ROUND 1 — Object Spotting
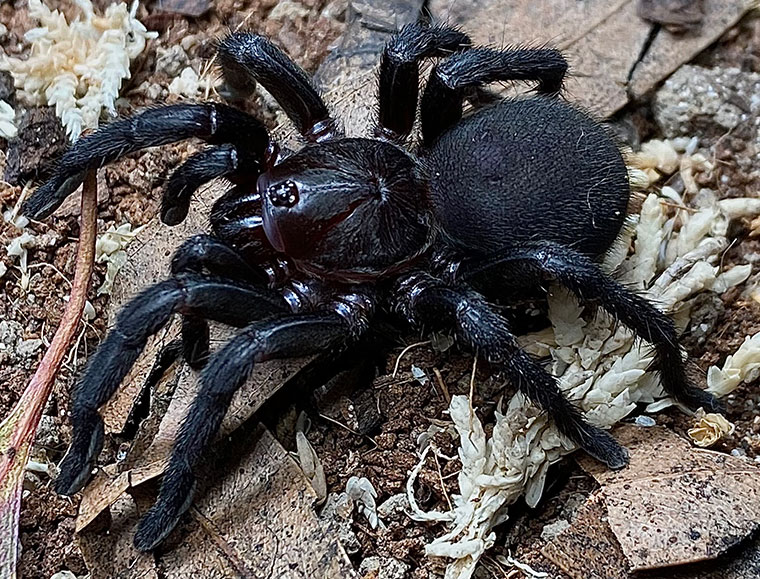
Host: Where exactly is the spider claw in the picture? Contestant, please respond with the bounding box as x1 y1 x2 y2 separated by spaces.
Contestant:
578 424 629 470
55 416 105 495
23 171 85 220
133 470 196 551
679 387 724 414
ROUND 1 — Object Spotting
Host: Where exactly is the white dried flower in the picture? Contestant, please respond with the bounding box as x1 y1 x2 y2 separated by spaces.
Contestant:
687 410 735 447
168 66 201 98
1 0 157 140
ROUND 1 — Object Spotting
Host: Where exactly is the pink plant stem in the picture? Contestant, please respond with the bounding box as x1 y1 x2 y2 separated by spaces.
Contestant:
0 171 97 577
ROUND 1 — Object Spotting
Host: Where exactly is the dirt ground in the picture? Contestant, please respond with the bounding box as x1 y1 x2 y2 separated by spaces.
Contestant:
1 1 759 578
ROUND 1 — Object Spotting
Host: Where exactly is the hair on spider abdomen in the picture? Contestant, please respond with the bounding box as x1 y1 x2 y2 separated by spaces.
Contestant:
22 20 723 553
425 97 631 258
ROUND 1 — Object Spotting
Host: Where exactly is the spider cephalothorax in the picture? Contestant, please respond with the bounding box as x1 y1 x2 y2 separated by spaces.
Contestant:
24 22 722 551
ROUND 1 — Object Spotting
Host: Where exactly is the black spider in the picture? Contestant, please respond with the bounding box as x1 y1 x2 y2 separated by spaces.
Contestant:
23 24 721 552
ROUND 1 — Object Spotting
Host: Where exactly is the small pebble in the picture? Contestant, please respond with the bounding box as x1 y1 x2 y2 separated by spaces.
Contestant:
635 415 657 427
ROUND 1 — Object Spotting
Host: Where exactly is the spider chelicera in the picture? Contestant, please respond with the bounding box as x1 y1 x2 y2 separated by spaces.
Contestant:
23 23 721 551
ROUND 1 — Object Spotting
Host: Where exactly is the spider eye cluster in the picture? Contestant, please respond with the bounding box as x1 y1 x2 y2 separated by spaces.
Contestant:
267 180 300 208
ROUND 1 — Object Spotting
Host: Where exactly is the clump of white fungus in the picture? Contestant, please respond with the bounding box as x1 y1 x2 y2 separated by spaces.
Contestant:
1 0 157 140
0 100 17 139
95 223 144 295
410 138 760 579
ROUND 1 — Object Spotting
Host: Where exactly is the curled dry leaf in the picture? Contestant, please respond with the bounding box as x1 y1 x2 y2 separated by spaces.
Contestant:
296 431 328 503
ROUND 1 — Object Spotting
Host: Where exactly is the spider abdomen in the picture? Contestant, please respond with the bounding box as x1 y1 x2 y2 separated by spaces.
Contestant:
425 97 630 258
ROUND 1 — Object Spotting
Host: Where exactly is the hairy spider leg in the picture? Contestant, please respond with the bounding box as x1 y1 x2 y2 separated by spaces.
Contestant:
376 22 471 140
395 272 629 469
161 144 266 226
133 312 354 551
420 46 568 145
170 234 270 368
23 104 269 221
218 32 338 142
55 274 288 496
460 241 723 413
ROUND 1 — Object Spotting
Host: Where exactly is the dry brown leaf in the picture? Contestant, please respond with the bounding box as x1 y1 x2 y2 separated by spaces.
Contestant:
638 0 705 31
542 493 630 579
428 0 751 117
77 494 158 579
576 425 760 571
77 351 314 532
628 0 750 99
100 179 219 435
543 485 760 579
158 426 356 578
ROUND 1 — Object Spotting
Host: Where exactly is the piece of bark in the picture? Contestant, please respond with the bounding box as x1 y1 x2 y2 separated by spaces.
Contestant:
4 107 68 185
577 424 760 571
427 0 752 117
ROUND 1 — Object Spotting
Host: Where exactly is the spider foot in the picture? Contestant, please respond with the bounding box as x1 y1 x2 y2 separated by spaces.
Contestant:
677 386 724 415
574 422 629 470
55 413 105 495
24 171 86 220
133 468 196 551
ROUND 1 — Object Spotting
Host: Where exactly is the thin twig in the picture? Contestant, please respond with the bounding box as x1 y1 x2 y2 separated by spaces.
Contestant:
468 354 478 436
0 171 97 577
433 367 451 404
392 340 431 378
432 448 452 511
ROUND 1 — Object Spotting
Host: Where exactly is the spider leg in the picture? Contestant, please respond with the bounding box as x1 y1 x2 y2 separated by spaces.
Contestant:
218 33 338 141
395 272 629 469
460 242 722 412
161 144 264 226
55 274 288 496
377 23 471 140
170 234 268 368
23 104 269 220
132 312 352 551
421 46 568 145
